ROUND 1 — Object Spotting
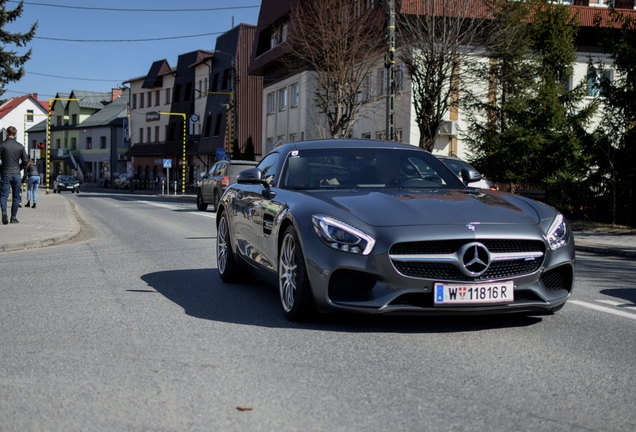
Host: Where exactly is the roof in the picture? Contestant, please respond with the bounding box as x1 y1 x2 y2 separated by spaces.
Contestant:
79 96 129 127
0 93 48 119
188 50 215 68
68 90 114 109
142 59 173 89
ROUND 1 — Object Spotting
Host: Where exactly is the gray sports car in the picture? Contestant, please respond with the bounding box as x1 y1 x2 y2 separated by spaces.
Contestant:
216 139 574 321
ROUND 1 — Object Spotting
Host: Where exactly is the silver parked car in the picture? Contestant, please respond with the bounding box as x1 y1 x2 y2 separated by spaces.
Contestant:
197 159 258 211
216 139 574 321
436 155 497 190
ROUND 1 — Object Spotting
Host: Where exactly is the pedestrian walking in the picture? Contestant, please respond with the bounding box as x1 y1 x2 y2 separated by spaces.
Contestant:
23 158 39 208
155 174 161 194
0 126 29 224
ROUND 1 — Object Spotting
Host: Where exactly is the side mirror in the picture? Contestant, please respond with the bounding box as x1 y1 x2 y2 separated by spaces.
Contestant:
237 168 266 185
461 167 482 185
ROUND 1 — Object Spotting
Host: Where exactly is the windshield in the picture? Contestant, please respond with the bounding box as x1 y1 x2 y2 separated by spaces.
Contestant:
58 176 76 182
281 148 464 190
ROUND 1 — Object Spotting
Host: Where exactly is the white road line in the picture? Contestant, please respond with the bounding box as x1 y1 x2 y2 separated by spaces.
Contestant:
569 300 636 320
138 200 217 218
596 299 636 310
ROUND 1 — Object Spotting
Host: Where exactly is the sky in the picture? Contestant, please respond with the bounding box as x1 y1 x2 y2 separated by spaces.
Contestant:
4 0 262 101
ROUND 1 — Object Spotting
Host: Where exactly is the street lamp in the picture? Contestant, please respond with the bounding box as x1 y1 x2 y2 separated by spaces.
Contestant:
46 97 79 194
159 111 187 194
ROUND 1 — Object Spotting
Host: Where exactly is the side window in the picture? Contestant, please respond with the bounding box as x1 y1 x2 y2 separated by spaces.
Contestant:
218 162 228 176
257 153 280 187
209 162 219 176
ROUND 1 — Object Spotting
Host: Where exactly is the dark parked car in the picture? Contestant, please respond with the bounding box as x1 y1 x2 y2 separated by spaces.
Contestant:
53 175 80 193
197 159 258 211
113 173 140 190
216 139 575 321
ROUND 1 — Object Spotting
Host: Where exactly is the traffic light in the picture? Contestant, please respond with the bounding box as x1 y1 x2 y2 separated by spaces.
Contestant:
384 48 395 68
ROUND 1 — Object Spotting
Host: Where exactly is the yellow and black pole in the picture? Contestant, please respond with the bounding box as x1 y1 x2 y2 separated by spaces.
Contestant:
159 112 186 194
46 98 78 194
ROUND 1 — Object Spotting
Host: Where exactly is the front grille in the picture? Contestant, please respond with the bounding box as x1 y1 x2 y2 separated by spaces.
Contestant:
391 238 546 282
390 239 546 255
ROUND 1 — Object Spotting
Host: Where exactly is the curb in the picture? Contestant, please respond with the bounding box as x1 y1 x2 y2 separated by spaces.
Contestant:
575 245 636 259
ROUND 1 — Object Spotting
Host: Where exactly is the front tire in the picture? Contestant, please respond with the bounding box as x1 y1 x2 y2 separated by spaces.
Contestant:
279 226 317 321
217 211 240 282
197 190 208 211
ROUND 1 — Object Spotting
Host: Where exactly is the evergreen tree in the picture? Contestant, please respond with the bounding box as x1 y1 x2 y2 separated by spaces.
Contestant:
0 0 37 99
464 0 597 186
243 136 255 161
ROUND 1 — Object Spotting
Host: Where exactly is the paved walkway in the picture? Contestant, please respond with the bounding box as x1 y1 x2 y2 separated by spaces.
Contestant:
0 189 635 257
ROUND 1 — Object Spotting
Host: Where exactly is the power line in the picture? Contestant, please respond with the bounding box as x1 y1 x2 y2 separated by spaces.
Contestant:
26 71 122 82
9 1 260 13
35 31 224 43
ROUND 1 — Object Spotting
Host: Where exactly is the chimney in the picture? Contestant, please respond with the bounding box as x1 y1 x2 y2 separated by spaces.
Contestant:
33 92 38 100
111 88 123 101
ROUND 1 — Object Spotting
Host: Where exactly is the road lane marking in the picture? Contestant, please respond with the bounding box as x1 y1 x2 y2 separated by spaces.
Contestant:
595 299 636 310
138 200 217 218
569 300 636 320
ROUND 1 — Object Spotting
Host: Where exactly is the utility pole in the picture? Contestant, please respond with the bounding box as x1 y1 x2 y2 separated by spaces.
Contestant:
385 0 396 142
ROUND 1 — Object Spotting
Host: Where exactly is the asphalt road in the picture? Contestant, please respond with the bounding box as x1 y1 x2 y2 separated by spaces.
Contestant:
1 192 635 432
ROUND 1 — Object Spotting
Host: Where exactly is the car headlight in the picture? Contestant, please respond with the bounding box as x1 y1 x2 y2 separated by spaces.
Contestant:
312 215 375 255
546 213 568 251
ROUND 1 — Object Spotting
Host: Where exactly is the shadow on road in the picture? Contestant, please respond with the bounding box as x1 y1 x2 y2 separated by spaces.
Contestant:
141 269 543 333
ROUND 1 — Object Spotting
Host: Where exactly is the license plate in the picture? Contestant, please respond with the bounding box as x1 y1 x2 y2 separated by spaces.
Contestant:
434 281 514 305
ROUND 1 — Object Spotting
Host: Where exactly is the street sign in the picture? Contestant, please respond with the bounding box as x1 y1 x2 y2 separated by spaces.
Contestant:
216 148 227 161
163 159 172 168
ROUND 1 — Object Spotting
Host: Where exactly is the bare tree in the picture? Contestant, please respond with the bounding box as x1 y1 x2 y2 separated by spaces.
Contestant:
284 0 385 138
397 0 485 151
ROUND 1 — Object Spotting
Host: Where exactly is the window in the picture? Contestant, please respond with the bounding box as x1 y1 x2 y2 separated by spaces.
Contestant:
204 115 212 138
184 82 192 101
270 32 279 50
277 135 285 143
375 130 386 140
100 136 106 149
282 24 288 43
290 84 299 107
354 0 361 18
361 74 371 101
198 80 202 96
86 137 92 149
71 114 77 125
155 126 160 142
139 128 144 143
211 73 219 92
587 69 612 97
366 0 374 10
377 69 386 95
257 152 280 186
147 127 151 143
132 94 137 109
221 69 230 91
173 85 181 103
155 90 160 106
55 138 60 149
26 109 33 122
267 92 276 114
71 137 77 150
140 93 145 108
169 122 175 141
57 116 62 126
289 133 297 143
165 88 171 104
213 113 222 136
362 133 371 139
278 88 287 111
266 137 274 152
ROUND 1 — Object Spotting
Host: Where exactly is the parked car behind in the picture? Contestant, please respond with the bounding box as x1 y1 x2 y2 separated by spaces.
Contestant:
436 155 497 190
197 159 258 211
113 173 140 190
53 175 80 193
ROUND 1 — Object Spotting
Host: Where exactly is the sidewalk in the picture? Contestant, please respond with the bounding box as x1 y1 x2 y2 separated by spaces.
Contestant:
0 192 80 252
0 190 634 257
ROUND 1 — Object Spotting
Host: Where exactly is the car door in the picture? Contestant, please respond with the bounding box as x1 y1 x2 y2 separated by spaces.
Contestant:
201 162 219 202
232 152 281 272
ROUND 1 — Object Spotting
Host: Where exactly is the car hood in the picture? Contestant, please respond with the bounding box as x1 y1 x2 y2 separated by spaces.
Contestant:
307 189 542 227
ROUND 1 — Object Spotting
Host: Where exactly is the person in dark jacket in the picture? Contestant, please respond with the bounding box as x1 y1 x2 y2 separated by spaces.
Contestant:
0 126 29 224
23 158 39 208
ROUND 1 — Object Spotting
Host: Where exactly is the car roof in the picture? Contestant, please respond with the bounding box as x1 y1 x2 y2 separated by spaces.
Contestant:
272 138 424 154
